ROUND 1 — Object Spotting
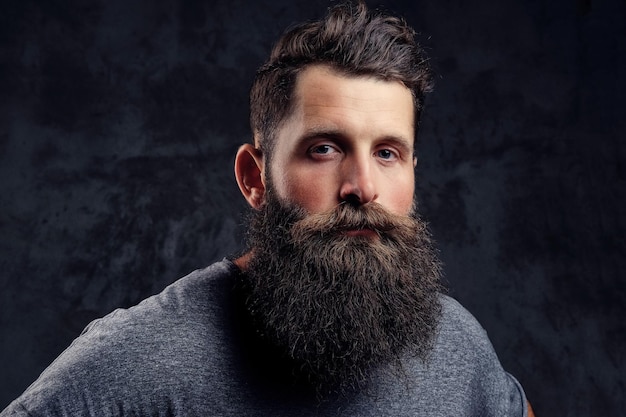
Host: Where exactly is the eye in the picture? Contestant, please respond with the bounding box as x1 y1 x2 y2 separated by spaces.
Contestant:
375 148 398 161
311 144 334 154
308 143 340 159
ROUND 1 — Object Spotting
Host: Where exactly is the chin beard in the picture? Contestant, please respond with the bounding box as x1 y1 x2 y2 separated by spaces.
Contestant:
241 191 443 397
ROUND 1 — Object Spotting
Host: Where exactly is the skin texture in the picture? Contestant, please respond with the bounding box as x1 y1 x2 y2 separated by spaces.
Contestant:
235 64 417 219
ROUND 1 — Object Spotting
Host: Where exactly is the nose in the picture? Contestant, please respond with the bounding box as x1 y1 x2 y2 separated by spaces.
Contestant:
339 153 378 206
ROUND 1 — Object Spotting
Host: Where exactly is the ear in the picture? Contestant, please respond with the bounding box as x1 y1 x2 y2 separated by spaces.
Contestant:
234 144 266 209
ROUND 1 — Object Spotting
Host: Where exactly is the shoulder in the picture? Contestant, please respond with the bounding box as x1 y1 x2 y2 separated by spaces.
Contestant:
437 294 493 349
3 259 240 416
419 294 503 377
81 258 241 362
407 294 529 416
430 294 516 379
92 258 237 325
72 259 238 348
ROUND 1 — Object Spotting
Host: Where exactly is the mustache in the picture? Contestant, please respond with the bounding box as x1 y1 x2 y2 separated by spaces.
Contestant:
290 202 421 243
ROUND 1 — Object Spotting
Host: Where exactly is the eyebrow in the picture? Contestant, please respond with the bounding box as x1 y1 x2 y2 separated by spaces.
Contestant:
298 128 343 143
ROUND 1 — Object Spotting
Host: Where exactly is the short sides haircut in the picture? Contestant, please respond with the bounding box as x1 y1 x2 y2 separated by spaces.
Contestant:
249 0 433 155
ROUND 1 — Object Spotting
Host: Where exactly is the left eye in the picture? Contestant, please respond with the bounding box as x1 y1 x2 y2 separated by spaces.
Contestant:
376 149 396 160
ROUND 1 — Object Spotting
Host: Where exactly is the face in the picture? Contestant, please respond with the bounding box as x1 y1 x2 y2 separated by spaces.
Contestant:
267 65 416 217
238 66 442 395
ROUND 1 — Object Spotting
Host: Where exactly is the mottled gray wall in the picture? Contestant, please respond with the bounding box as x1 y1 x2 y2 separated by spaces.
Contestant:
1 0 624 415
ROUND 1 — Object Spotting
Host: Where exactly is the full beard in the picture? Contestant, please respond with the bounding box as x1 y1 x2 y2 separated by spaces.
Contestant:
241 191 443 397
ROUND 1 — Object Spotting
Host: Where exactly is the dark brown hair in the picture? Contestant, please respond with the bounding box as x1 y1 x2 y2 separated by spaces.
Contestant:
249 0 433 155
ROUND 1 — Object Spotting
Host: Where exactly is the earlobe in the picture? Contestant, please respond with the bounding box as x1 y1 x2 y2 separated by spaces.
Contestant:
234 144 266 209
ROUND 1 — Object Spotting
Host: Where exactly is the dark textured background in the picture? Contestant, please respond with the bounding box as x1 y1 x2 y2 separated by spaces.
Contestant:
1 0 624 415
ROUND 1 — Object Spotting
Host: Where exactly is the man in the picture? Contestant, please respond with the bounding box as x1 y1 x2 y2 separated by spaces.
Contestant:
2 1 534 416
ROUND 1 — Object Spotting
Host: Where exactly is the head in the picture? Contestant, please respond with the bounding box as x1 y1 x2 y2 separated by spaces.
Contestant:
237 0 433 214
233 1 442 398
250 0 433 159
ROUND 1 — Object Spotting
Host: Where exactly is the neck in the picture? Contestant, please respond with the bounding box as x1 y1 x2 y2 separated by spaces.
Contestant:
233 251 253 272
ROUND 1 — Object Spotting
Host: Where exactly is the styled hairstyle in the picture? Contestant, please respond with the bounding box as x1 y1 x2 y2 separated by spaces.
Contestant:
249 0 433 155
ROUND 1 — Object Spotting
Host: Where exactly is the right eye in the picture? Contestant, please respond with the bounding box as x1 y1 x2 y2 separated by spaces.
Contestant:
308 144 339 158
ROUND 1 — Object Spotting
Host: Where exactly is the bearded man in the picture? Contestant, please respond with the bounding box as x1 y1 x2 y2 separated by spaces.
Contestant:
2 1 534 416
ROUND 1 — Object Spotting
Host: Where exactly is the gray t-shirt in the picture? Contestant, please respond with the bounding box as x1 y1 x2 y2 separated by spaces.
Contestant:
2 260 528 416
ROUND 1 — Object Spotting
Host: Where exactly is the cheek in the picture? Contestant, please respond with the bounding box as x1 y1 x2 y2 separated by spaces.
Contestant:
273 166 338 213
382 173 415 215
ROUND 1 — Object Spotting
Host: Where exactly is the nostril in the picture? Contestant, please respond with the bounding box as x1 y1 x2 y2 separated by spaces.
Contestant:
343 194 362 207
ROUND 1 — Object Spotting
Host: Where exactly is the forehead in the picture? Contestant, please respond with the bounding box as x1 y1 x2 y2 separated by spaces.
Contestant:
294 64 414 111
281 65 415 143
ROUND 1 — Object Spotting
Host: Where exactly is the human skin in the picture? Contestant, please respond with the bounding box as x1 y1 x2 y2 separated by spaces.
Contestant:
235 64 417 225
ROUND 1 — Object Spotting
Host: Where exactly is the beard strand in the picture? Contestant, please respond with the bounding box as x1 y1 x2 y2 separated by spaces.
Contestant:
241 192 443 397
